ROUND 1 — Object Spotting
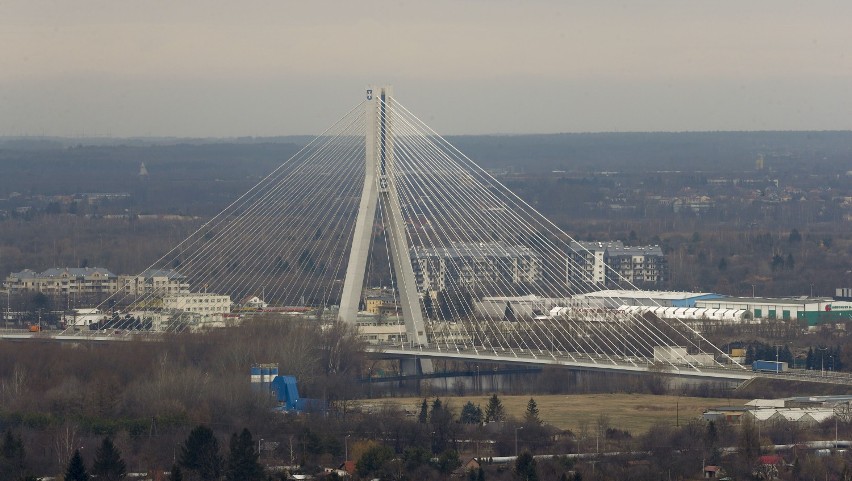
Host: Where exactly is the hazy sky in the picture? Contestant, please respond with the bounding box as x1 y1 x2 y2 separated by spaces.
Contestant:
2 1 851 137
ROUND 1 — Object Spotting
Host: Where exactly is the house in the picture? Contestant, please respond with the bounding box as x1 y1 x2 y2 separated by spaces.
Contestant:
240 295 268 310
703 465 722 479
702 406 749 424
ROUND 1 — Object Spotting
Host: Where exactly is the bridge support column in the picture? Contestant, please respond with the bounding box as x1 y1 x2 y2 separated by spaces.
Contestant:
339 86 432 373
400 357 432 376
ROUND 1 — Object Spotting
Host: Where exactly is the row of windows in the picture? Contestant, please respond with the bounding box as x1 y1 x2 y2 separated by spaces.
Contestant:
752 308 803 320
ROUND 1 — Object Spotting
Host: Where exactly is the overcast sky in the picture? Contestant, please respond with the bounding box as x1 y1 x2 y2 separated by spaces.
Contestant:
2 1 851 137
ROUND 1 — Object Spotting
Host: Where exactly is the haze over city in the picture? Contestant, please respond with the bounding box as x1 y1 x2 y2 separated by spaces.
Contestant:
2 0 851 137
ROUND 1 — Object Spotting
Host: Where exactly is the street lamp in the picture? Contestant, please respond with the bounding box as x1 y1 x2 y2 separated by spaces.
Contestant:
515 427 523 457
258 438 264 456
475 365 479 393
775 345 780 374
345 434 350 462
819 346 828 376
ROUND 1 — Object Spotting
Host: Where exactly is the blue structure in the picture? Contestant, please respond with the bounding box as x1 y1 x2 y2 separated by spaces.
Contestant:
270 375 302 410
263 373 324 413
671 293 723 308
752 360 788 373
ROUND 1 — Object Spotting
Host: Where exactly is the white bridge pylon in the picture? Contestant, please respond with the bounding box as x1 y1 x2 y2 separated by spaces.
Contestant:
339 86 428 348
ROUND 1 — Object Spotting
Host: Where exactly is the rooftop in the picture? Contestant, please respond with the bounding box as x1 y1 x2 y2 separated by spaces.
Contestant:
577 289 715 300
411 241 535 259
9 267 116 279
703 296 833 305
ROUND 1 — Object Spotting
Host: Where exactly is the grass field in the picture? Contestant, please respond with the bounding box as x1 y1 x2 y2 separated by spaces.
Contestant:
358 393 745 435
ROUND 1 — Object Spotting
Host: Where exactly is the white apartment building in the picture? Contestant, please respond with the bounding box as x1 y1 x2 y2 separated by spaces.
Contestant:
5 267 117 297
119 269 190 297
567 241 667 287
5 267 190 302
411 242 541 293
567 241 621 286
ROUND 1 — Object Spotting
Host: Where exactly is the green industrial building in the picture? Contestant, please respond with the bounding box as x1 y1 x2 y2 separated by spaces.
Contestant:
695 297 852 326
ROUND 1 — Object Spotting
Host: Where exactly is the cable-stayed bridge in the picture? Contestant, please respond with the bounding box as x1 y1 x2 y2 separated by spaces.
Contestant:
42 86 801 383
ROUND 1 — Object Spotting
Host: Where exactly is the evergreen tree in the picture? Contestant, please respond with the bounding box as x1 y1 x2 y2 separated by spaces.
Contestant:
418 399 429 424
1 429 26 481
788 228 802 244
514 451 538 481
180 425 223 481
170 464 183 481
225 428 264 481
782 346 793 366
484 394 505 423
402 446 431 472
806 348 814 370
431 397 443 417
65 449 89 481
430 398 453 454
460 401 483 424
477 466 485 481
435 449 461 474
745 345 755 365
524 398 541 425
92 437 127 481
771 253 785 272
356 445 394 478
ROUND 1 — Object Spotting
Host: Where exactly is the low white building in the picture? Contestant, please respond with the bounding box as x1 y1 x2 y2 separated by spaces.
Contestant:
571 289 721 309
355 315 409 345
474 295 555 320
652 346 715 366
163 293 232 317
67 307 106 327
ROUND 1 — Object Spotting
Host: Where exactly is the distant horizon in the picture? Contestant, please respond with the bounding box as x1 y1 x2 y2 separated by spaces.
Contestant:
3 2 851 137
3 128 852 143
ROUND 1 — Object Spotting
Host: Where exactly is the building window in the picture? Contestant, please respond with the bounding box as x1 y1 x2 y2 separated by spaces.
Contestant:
754 308 762 318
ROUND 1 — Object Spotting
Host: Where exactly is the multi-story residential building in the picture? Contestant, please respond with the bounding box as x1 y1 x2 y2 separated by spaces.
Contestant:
567 241 667 288
118 269 190 298
606 245 667 285
411 241 541 293
4 267 190 301
4 267 118 297
567 241 623 287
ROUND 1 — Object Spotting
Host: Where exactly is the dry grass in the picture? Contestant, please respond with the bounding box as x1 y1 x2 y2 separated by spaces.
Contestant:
359 393 745 435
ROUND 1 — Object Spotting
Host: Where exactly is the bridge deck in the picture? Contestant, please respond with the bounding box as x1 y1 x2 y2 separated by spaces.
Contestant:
6 330 852 386
369 345 852 386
